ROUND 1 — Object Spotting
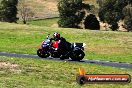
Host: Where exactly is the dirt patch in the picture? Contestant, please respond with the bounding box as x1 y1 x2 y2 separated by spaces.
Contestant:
51 23 58 28
0 62 21 73
100 22 110 31
118 21 128 32
18 0 59 18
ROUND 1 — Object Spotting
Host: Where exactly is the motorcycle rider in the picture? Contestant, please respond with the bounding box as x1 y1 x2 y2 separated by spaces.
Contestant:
52 32 61 41
46 32 71 47
50 32 71 57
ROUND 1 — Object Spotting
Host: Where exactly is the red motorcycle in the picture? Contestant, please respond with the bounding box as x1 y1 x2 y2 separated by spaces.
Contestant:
37 37 61 58
37 38 51 58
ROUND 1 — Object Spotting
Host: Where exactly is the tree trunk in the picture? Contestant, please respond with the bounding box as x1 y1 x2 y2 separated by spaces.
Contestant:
23 20 26 24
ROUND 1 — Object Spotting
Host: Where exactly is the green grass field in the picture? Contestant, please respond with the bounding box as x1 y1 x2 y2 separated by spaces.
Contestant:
0 21 132 63
0 56 132 88
28 18 59 27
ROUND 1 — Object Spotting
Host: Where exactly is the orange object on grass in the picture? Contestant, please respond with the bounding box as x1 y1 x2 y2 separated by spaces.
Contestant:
79 67 86 76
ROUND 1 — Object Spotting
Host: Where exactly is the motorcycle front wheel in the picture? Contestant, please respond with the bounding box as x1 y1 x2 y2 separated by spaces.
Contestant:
37 49 50 58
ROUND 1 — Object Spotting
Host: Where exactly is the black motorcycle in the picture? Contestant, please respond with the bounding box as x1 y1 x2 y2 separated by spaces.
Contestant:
58 38 85 61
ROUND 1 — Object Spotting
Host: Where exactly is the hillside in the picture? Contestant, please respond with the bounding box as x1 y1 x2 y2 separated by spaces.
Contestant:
0 22 132 63
17 0 97 18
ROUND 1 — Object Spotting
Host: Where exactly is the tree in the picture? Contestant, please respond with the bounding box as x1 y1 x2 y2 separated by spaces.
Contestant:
18 0 34 24
0 0 18 22
58 0 85 28
98 0 128 31
96 0 105 7
123 4 132 31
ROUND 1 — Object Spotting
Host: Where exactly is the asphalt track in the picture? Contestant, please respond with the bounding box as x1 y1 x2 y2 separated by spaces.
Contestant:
0 52 132 69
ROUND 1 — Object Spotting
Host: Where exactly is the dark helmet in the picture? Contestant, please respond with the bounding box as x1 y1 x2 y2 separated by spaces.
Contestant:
53 32 60 39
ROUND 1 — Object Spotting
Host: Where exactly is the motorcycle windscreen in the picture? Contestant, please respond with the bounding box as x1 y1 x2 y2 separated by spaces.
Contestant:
52 41 59 48
41 41 49 48
41 44 48 48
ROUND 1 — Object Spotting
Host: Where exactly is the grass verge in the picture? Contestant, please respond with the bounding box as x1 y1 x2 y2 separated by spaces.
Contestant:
0 56 132 88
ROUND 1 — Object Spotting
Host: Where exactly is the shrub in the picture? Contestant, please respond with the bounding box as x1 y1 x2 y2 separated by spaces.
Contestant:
58 0 85 28
0 0 18 23
84 14 100 30
98 0 128 31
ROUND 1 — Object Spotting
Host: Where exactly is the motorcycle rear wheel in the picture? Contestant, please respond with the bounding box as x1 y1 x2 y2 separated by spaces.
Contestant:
70 50 85 61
